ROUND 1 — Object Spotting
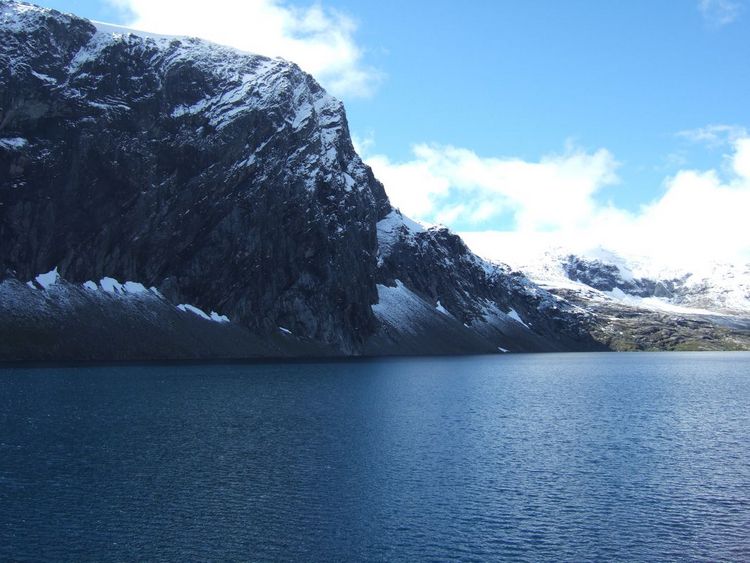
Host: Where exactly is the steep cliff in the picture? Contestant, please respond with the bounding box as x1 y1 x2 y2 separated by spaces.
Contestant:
0 1 603 359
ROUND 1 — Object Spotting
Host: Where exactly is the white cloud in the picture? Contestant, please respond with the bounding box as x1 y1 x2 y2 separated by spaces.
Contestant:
733 137 750 177
351 132 376 157
363 136 750 268
677 124 747 147
699 0 743 26
625 153 750 265
108 0 380 98
365 143 619 232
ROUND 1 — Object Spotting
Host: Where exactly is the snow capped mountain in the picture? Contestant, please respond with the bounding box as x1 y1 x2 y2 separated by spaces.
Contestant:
1 0 611 359
2 1 747 358
460 237 750 350
499 247 750 317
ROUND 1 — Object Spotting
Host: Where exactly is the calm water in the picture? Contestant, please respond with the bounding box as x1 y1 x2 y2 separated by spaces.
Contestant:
1 353 749 561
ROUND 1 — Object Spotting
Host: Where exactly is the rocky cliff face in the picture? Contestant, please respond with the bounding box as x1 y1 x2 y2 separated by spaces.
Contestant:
0 1 603 359
1 0 391 354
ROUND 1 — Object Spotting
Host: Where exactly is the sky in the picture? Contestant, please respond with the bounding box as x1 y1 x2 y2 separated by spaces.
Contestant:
32 0 750 266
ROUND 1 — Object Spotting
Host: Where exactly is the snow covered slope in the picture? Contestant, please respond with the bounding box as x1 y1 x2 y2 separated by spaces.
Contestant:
504 248 750 316
462 238 750 351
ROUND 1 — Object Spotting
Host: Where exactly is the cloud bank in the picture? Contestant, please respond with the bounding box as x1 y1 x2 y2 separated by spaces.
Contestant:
109 0 379 98
363 136 750 267
365 143 619 231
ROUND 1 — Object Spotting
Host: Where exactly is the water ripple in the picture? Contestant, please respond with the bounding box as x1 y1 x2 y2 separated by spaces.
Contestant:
1 352 749 561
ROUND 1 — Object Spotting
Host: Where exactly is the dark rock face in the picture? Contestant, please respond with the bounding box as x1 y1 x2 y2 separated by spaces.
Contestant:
561 255 706 304
0 1 605 359
563 255 675 298
1 1 389 353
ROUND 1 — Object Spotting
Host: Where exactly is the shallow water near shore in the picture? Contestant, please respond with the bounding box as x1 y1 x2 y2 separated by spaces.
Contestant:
1 352 749 561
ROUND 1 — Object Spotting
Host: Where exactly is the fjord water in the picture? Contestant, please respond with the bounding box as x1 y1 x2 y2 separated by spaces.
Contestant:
1 353 748 561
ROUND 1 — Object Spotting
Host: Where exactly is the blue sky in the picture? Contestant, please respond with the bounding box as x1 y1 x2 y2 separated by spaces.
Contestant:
31 0 750 264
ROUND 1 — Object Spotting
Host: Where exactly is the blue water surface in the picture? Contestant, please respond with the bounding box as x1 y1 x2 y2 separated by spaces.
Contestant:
1 352 749 561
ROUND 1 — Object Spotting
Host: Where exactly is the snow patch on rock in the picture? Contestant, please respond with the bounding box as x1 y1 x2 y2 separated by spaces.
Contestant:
436 300 449 315
178 303 230 323
123 281 147 294
373 280 437 335
35 268 59 289
377 210 426 256
0 137 28 150
507 308 530 329
210 312 230 323
100 277 123 294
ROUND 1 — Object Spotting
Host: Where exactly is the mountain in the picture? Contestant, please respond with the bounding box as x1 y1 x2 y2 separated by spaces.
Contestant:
367 211 600 354
0 1 603 360
474 245 750 351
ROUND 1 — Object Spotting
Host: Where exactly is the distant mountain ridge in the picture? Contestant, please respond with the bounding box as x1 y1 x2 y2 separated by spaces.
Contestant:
510 248 750 315
0 0 606 359
476 246 750 351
